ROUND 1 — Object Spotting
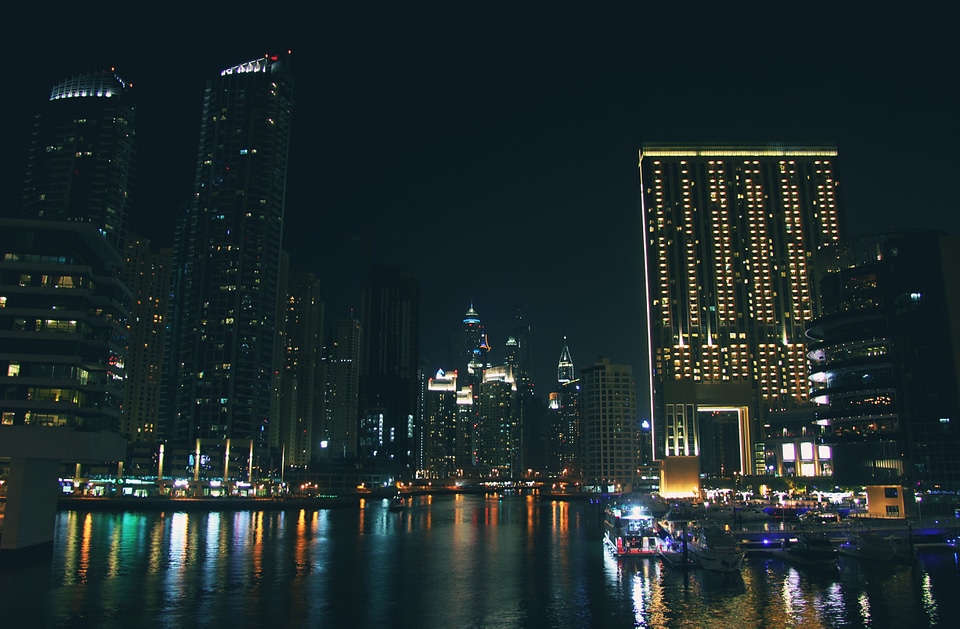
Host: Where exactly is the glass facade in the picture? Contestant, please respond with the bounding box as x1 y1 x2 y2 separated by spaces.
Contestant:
164 54 293 457
806 231 960 490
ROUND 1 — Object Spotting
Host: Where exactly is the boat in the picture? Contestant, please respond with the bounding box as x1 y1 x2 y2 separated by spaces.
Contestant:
839 531 916 562
689 525 746 572
388 495 407 511
838 531 896 561
738 506 774 522
603 503 660 556
771 531 838 567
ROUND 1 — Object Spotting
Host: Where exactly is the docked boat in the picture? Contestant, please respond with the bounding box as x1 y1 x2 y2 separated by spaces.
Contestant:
771 532 838 567
603 503 660 556
838 531 895 561
689 525 746 573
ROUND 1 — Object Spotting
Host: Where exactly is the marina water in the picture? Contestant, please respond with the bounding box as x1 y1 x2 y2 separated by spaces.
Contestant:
1 494 959 628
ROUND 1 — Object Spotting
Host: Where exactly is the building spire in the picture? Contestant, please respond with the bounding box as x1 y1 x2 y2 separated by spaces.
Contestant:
558 336 575 384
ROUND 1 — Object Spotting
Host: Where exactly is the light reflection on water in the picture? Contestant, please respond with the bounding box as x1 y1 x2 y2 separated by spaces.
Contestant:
0 495 958 628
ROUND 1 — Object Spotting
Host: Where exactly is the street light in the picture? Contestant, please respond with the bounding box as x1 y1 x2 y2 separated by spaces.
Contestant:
917 495 923 523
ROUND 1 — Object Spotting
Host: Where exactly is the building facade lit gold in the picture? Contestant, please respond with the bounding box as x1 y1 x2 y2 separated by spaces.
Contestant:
639 143 842 475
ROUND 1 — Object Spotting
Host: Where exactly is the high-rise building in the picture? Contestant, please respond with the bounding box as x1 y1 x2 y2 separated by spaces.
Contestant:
119 235 170 442
579 356 637 490
457 303 490 378
806 231 960 491
477 364 520 477
277 269 324 468
423 368 459 478
554 339 580 475
0 219 130 432
358 264 419 475
20 70 136 249
163 54 293 464
323 317 362 460
639 143 843 476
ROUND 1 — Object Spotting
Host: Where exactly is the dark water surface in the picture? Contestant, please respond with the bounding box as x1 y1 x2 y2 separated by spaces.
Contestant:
1 494 958 628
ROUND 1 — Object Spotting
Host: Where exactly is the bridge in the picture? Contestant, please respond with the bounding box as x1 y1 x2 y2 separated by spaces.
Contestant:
0 425 126 562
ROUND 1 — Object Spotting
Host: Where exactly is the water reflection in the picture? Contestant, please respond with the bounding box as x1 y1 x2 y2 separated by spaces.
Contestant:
0 496 958 628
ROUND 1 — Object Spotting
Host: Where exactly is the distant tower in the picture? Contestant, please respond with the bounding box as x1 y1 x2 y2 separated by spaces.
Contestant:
324 317 362 460
557 337 575 385
119 235 171 442
460 303 490 377
478 365 520 476
580 357 637 490
424 369 459 478
21 70 136 249
358 264 420 474
164 53 293 460
278 269 324 467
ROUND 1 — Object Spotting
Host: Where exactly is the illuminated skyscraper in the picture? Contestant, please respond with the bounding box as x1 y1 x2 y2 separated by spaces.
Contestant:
164 54 293 461
423 369 459 478
639 143 843 476
478 364 520 476
21 70 136 249
557 337 574 384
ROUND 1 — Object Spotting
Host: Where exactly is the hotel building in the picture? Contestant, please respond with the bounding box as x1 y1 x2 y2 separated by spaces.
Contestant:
639 143 843 476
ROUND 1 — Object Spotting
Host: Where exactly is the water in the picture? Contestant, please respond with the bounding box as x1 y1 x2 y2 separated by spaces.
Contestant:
1 494 958 628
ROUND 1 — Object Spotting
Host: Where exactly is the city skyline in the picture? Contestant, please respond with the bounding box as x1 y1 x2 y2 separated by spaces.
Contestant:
4 8 956 395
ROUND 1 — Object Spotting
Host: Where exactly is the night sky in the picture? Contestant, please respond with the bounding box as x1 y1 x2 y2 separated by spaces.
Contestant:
5 7 956 397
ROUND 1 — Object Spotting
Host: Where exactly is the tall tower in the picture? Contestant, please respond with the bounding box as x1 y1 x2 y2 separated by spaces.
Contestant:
639 143 843 476
323 317 362 460
359 264 420 475
478 365 519 477
119 236 171 442
21 70 136 249
278 269 324 467
557 337 575 385
423 369 459 478
580 357 637 490
459 303 490 377
164 53 293 461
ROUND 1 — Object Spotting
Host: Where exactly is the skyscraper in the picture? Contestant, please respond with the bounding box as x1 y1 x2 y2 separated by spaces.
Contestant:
358 264 420 475
478 364 520 477
20 70 136 249
639 143 843 476
806 231 960 490
119 235 170 442
323 317 362 460
277 269 324 467
557 337 574 384
580 356 637 490
423 368 459 478
164 54 293 462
